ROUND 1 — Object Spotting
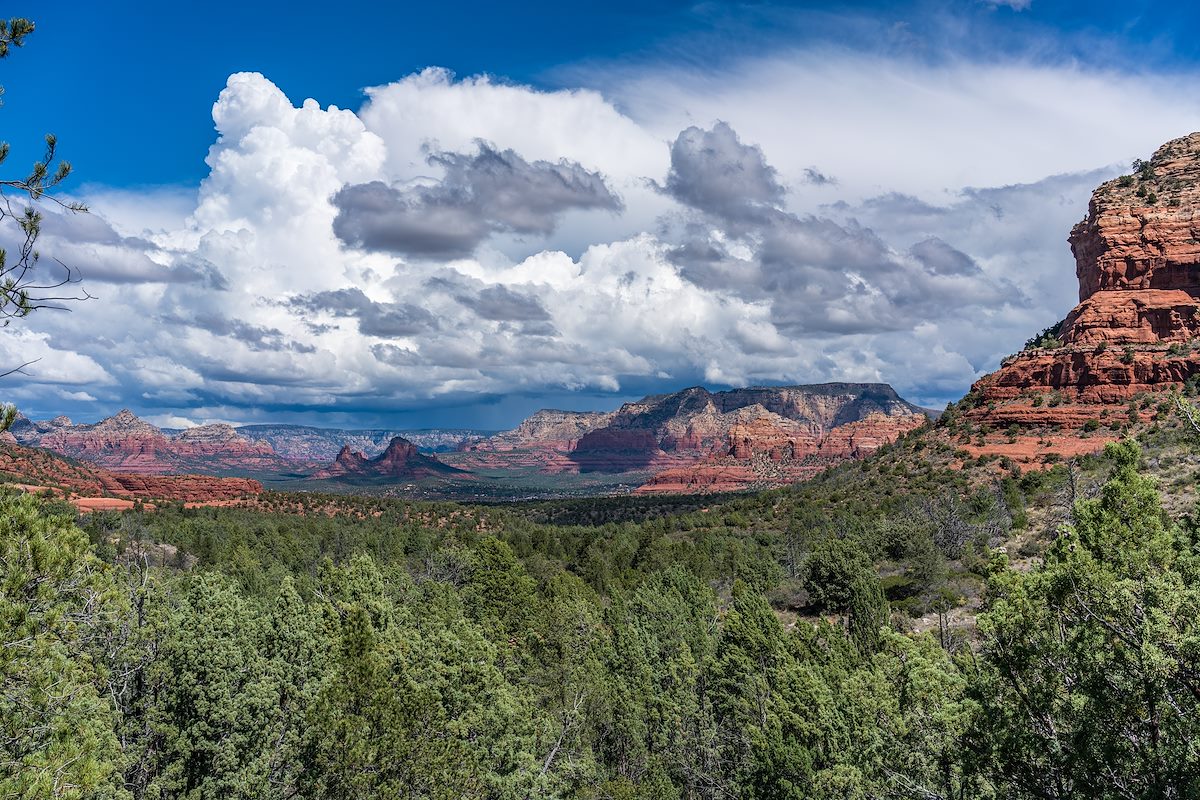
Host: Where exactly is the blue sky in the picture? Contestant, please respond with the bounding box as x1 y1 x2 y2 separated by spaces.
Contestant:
9 0 1197 188
2 1 1200 429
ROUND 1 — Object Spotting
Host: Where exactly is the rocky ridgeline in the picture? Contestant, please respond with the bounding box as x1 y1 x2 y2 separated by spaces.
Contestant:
964 131 1200 463
466 409 616 453
0 438 261 504
238 424 487 460
638 410 927 493
11 410 288 475
457 384 929 492
312 436 461 481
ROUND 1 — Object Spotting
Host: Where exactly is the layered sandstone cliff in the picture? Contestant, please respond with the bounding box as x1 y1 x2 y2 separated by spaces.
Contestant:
637 409 926 494
572 384 925 474
465 409 615 453
964 131 1200 459
0 440 262 504
238 424 485 460
450 384 927 492
12 410 290 475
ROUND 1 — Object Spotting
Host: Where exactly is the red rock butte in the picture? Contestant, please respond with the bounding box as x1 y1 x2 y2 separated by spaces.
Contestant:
312 436 461 480
966 131 1200 448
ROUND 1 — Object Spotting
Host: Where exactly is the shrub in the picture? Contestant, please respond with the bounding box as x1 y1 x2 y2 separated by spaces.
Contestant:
1121 346 1136 365
1024 321 1065 350
804 537 873 612
1083 419 1100 432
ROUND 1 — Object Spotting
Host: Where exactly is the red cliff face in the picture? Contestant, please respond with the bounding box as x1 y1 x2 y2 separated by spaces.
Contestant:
450 385 928 492
636 411 926 494
571 384 925 474
454 410 614 472
1071 135 1200 305
0 440 262 503
964 131 1200 460
312 436 459 480
14 410 292 475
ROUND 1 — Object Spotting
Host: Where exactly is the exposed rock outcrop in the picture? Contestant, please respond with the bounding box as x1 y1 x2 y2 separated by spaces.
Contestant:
964 131 1200 460
451 409 620 473
312 436 461 480
238 424 487 460
637 410 926 494
472 409 615 452
453 384 927 493
571 383 926 474
13 410 290 475
0 440 262 504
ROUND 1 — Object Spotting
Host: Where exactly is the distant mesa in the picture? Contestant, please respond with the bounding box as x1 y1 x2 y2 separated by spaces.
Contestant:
455 383 930 493
238 424 487 460
571 383 926 472
312 436 463 480
10 387 930 496
10 409 286 475
10 412 489 478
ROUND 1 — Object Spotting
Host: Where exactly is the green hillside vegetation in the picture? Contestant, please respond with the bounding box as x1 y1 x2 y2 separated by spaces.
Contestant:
5 405 1200 798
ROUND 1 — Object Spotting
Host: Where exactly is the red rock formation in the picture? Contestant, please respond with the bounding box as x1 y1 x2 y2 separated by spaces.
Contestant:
321 445 369 476
14 410 292 475
451 409 614 473
450 384 928 492
0 440 261 503
965 131 1200 449
312 436 460 480
571 384 924 474
638 411 926 494
815 412 928 459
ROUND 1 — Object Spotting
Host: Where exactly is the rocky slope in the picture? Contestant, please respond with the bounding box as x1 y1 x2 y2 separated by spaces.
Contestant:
454 410 616 473
238 424 488 459
0 438 261 505
454 384 928 492
14 412 492 475
312 436 462 481
11 411 291 475
962 131 1200 464
572 383 926 473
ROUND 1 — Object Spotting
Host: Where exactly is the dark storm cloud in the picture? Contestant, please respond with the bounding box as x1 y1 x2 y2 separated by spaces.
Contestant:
661 121 785 224
420 273 553 323
289 287 438 338
160 311 316 353
665 234 761 296
332 142 623 258
802 167 837 186
909 237 982 276
370 343 421 367
660 121 1024 336
463 285 551 322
